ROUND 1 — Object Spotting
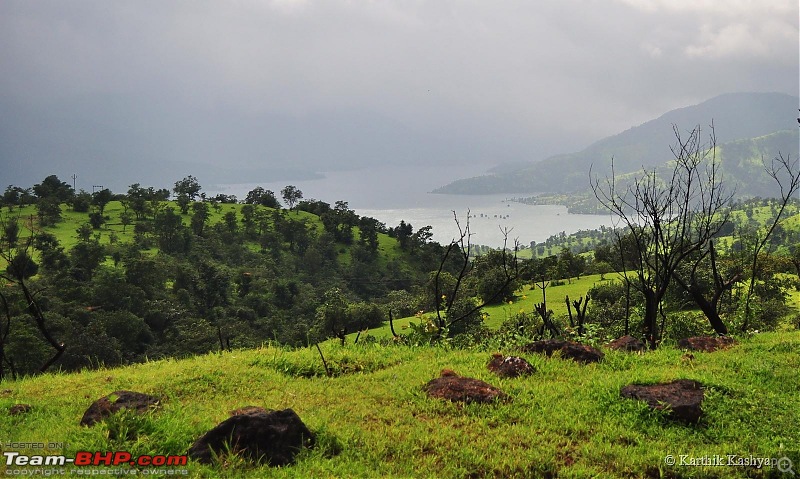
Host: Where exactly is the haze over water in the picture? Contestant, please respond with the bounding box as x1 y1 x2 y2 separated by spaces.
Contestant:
210 165 614 248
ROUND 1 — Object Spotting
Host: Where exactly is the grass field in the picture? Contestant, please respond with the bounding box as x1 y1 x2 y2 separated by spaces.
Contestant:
1 330 798 478
352 274 614 341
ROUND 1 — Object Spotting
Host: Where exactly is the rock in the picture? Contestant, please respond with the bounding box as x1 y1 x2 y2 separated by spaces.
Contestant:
9 404 32 416
620 379 704 423
607 335 646 352
522 339 604 363
487 354 535 378
80 391 161 427
678 336 735 352
188 408 314 466
423 369 508 404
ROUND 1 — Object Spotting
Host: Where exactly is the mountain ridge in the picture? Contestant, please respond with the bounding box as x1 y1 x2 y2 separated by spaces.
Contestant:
435 92 799 197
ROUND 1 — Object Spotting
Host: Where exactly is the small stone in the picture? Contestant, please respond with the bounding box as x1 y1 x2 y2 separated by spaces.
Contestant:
487 354 535 378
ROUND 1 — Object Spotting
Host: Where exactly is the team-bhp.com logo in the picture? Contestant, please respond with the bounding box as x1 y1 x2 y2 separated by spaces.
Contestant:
4 451 188 467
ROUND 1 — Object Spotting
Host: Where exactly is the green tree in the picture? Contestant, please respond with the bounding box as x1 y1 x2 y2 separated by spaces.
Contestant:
191 201 210 236
36 198 62 226
173 175 202 214
6 251 38 280
281 185 303 211
71 190 92 212
33 175 74 202
92 188 113 215
245 187 281 208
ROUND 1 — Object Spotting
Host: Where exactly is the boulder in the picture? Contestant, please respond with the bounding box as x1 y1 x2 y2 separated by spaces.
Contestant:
188 408 314 466
423 369 508 404
620 379 704 423
80 390 160 427
607 335 646 352
678 336 735 352
522 339 604 363
487 354 535 378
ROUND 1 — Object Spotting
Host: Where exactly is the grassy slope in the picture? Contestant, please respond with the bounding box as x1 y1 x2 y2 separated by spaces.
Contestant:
1 201 405 268
358 274 611 341
1 331 798 478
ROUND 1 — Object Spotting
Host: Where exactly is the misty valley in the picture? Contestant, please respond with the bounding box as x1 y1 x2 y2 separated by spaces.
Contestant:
2 94 799 478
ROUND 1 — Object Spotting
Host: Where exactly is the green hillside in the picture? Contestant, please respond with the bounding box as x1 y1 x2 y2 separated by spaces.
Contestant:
2 330 798 478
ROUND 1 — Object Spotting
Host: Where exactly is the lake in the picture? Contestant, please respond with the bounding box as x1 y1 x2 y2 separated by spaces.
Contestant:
208 165 615 248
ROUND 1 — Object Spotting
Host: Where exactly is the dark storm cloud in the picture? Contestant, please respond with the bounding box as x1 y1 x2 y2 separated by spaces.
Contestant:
0 0 796 189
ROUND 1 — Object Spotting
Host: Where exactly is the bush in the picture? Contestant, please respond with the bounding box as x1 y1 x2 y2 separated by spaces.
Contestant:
662 311 713 341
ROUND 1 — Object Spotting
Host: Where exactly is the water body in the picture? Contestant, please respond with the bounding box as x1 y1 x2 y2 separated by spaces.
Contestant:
209 165 614 248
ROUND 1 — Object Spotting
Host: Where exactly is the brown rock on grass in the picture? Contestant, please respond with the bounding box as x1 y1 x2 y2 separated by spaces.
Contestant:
522 339 604 363
423 369 508 404
677 336 735 352
80 390 161 427
607 335 646 352
9 404 32 416
487 354 535 378
188 408 315 466
620 379 704 423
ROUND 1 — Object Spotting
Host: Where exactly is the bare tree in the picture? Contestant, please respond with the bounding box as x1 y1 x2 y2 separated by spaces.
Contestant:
738 153 800 331
591 124 733 349
0 219 66 378
431 212 519 338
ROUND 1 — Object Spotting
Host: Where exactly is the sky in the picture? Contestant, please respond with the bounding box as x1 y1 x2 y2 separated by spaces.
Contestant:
0 0 797 192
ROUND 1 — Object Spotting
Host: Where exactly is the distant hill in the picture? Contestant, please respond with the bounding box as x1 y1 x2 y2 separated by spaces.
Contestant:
434 92 799 197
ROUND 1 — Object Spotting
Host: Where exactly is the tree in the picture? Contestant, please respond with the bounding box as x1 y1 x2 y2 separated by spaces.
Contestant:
92 188 113 215
737 154 800 331
0 229 65 377
245 187 280 208
3 186 30 211
174 176 202 214
71 190 92 213
281 185 303 211
33 175 74 202
591 124 733 348
36 198 62 226
191 201 210 236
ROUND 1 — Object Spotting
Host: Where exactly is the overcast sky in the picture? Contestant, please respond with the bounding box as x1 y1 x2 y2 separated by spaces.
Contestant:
0 0 797 189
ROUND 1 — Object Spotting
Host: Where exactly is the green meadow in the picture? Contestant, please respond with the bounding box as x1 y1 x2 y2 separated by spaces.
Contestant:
1 330 798 478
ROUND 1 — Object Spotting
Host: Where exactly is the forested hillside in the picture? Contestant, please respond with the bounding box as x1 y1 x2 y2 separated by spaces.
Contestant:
0 176 468 377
